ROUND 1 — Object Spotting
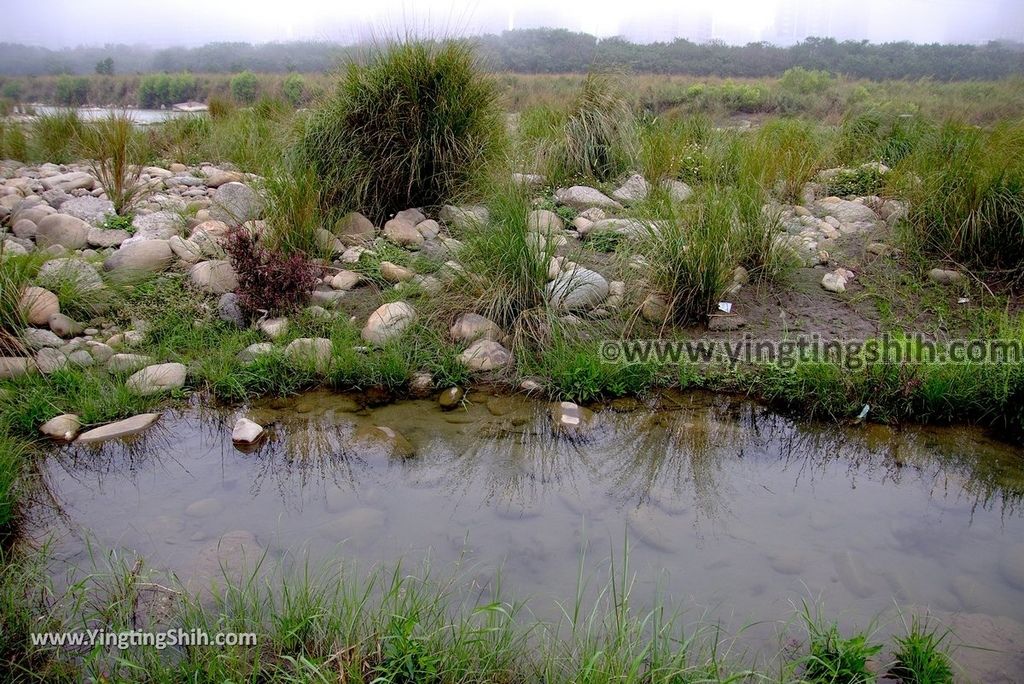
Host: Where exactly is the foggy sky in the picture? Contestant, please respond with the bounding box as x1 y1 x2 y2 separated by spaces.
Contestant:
5 0 1024 48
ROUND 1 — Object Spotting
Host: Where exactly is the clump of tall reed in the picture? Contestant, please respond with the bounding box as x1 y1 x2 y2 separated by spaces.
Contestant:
76 111 152 216
300 39 503 222
892 119 1024 281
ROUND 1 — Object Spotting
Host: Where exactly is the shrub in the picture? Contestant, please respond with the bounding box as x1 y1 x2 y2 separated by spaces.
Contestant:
282 73 305 107
893 119 1024 280
230 71 260 104
223 227 320 316
55 75 90 106
823 165 886 197
779 67 836 95
138 73 198 108
300 39 503 222
76 112 150 215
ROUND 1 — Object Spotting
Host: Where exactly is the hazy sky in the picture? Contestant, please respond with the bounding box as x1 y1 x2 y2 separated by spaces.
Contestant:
6 0 1024 47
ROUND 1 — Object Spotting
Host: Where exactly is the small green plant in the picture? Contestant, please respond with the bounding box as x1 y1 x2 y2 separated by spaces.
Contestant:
77 112 151 216
260 165 326 257
799 604 883 683
586 228 623 253
824 165 886 197
890 617 954 684
101 213 135 233
301 39 503 222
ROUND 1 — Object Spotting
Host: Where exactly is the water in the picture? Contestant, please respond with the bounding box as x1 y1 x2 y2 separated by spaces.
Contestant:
29 106 192 124
32 390 1024 678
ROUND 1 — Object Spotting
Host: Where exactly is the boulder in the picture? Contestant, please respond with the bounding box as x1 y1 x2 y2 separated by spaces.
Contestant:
821 271 847 293
231 418 264 445
527 209 564 233
439 205 488 231
12 218 37 240
87 227 130 248
40 414 81 441
238 342 275 364
126 363 187 396
546 267 610 310
379 261 414 283
258 317 289 340
416 219 441 240
0 357 36 379
60 196 114 226
40 171 94 193
661 179 693 202
812 197 878 224
19 286 59 326
35 214 90 249
189 260 238 295
330 270 362 291
361 302 416 345
36 258 104 293
554 186 622 211
458 339 511 371
334 212 376 245
24 327 63 349
928 268 964 285
382 218 424 248
210 182 261 224
76 413 161 443
104 240 174 282
353 425 415 458
450 313 503 343
35 348 67 374
283 337 332 372
48 313 83 337
218 292 245 328
130 211 182 240
611 174 650 204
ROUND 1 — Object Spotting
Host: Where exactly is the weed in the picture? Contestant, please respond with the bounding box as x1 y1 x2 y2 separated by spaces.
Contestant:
76 111 151 216
224 228 321 316
29 111 83 164
890 616 954 684
800 604 883 683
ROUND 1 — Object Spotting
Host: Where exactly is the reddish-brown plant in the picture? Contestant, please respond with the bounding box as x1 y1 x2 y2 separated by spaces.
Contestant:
224 227 320 316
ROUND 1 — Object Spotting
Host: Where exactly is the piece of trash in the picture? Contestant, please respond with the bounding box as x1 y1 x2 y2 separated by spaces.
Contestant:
717 302 732 313
957 297 970 304
854 404 870 423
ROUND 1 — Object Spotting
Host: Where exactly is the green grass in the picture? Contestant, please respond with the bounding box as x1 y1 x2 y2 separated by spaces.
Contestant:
300 39 504 222
28 110 83 164
890 616 954 684
76 111 151 216
892 118 1024 282
799 603 883 683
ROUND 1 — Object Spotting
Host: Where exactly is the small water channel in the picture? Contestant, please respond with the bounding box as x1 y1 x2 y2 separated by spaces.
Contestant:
30 389 1024 679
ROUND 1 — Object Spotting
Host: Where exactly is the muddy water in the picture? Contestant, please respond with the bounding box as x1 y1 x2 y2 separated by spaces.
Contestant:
35 389 1024 676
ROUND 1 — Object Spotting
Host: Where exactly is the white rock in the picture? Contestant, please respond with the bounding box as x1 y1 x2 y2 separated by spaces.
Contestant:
76 413 161 443
231 418 264 444
126 362 187 396
361 302 416 345
458 339 511 371
40 414 81 441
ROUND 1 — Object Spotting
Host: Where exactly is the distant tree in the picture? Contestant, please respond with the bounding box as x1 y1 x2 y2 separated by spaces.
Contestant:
281 73 305 106
55 75 90 106
95 57 114 75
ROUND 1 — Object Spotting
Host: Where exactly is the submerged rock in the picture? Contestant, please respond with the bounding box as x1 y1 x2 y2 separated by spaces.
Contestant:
354 425 415 458
231 418 265 445
76 413 161 443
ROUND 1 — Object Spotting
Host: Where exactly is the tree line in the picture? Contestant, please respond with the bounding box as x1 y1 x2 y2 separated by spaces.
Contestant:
1 30 1022 81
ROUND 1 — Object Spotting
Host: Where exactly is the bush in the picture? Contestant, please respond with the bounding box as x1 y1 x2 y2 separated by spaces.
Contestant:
223 227 321 316
138 73 198 108
779 67 836 95
282 73 305 107
300 39 503 222
230 71 260 104
55 75 89 106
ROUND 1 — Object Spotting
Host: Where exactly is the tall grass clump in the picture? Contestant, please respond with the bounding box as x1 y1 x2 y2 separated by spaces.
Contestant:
731 183 799 283
76 111 151 216
300 39 503 222
893 119 1024 281
741 118 827 203
638 189 734 324
535 72 638 184
0 121 28 161
260 165 326 257
637 113 711 186
833 108 932 167
443 177 554 337
29 110 83 163
890 616 954 683
0 434 28 536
